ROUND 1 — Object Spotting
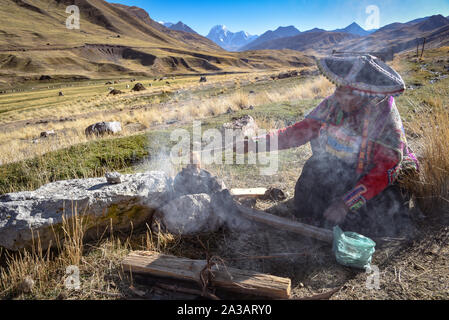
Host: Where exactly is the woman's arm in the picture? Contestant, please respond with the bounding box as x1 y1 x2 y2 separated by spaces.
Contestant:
342 143 401 212
264 118 322 151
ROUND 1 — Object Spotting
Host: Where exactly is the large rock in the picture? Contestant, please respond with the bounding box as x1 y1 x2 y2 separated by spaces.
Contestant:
40 130 56 138
222 115 258 142
132 83 146 91
173 167 226 196
158 194 222 235
0 171 173 250
85 121 122 137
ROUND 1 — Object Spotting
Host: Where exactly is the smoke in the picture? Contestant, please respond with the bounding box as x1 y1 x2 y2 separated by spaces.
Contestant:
138 141 178 178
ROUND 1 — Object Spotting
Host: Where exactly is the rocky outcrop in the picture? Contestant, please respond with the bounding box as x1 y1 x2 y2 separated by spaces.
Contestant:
270 70 299 80
85 121 122 137
132 83 146 91
40 130 56 138
109 89 124 95
222 115 258 140
159 194 221 235
0 171 173 250
173 167 226 196
0 168 256 250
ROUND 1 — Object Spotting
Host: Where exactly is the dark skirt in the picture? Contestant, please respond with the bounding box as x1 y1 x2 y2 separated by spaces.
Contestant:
293 153 412 237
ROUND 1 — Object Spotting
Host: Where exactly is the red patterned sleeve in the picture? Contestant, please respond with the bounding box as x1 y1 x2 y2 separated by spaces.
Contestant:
263 118 321 150
342 143 401 212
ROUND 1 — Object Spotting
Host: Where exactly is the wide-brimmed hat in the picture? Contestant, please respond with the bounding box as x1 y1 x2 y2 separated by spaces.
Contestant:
317 54 405 97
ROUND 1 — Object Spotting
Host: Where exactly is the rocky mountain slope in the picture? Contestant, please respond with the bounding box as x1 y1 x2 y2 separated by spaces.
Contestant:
332 22 376 36
241 30 358 52
165 21 198 34
239 26 301 51
239 15 449 56
335 15 449 55
0 0 312 85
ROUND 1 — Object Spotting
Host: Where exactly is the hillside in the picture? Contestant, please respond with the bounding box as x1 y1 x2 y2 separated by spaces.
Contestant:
166 21 198 34
332 22 375 36
239 15 449 56
109 4 212 49
241 31 358 53
335 15 449 55
240 26 301 51
0 0 311 87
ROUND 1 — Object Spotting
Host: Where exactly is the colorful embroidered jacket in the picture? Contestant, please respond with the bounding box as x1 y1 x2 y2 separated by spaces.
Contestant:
262 94 419 212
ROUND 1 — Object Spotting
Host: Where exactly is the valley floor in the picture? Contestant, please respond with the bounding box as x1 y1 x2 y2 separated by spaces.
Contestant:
0 48 448 300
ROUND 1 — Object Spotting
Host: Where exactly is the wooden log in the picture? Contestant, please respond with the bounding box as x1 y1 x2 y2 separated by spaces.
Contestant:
211 189 333 243
234 202 334 243
230 188 268 198
122 250 291 299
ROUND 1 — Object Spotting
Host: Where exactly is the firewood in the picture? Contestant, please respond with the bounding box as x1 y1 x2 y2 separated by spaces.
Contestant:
122 251 291 299
234 202 334 243
230 188 268 198
212 190 333 243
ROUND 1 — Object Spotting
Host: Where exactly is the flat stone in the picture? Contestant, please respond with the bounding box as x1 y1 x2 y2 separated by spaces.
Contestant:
105 172 122 184
0 171 173 250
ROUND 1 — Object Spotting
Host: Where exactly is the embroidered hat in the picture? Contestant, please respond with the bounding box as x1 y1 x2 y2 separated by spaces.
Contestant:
317 54 406 97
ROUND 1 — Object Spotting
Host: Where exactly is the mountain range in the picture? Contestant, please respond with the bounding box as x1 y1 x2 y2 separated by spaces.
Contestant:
206 25 258 51
332 22 376 36
160 21 198 34
238 26 300 51
230 15 449 55
0 0 312 86
208 22 378 51
111 14 449 55
0 0 448 86
332 14 449 56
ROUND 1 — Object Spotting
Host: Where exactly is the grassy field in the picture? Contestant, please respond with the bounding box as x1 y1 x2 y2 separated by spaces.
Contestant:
0 48 448 300
0 70 328 165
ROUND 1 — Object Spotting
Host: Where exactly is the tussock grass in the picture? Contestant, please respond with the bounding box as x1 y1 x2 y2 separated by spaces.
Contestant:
0 202 144 300
402 98 449 215
0 205 217 299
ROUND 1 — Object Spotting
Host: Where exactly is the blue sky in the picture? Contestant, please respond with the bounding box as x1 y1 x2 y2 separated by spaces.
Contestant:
110 0 449 35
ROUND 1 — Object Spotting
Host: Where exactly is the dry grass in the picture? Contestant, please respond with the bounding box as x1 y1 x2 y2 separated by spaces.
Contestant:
0 206 99 299
0 205 186 299
402 101 449 214
0 73 332 165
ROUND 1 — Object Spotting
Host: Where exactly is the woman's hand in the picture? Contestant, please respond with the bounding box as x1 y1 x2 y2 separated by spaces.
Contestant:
323 200 349 225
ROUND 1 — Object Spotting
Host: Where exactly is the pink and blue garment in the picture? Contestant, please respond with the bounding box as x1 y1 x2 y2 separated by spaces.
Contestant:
263 94 419 212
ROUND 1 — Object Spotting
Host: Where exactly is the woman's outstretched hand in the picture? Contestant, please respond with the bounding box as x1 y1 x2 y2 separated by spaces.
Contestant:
323 200 349 225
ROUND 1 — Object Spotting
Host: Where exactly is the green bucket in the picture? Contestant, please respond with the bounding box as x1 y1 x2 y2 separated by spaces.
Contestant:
332 226 376 269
